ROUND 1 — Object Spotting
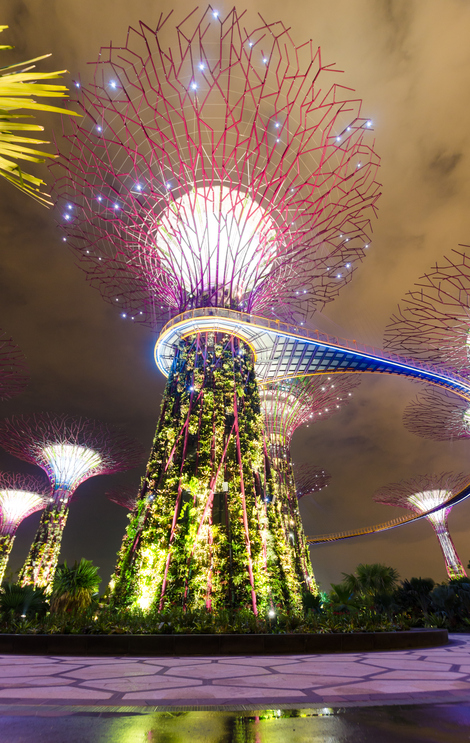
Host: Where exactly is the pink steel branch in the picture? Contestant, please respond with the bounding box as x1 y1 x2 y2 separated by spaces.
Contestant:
403 387 470 441
384 248 470 376
294 464 331 498
0 329 28 401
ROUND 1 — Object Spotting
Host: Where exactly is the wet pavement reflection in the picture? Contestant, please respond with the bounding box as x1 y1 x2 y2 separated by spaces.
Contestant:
0 703 470 742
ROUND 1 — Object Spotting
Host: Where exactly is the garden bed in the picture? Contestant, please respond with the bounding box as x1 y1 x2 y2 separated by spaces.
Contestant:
0 628 447 655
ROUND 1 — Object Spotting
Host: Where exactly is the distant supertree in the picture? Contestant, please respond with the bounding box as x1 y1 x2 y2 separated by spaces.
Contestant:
0 330 28 400
107 486 138 511
260 374 358 591
384 249 470 375
403 387 470 441
374 472 470 578
0 414 144 589
0 474 51 584
52 8 380 614
294 464 331 498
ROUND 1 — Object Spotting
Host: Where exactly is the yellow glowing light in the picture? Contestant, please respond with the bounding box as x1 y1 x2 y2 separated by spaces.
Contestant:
154 186 277 293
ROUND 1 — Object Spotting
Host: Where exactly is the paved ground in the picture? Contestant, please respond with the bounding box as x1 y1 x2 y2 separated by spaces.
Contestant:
0 633 468 708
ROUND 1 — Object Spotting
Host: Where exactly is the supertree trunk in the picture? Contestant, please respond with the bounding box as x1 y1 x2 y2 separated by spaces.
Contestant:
19 493 69 590
0 534 15 585
268 442 317 594
110 333 304 614
428 511 467 579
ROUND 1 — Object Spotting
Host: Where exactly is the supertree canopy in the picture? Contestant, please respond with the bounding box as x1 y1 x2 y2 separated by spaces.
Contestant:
107 486 138 511
384 249 470 376
0 414 144 589
374 472 470 579
53 7 380 325
0 473 51 584
52 7 380 615
294 464 331 498
0 330 28 401
260 373 359 592
403 387 470 441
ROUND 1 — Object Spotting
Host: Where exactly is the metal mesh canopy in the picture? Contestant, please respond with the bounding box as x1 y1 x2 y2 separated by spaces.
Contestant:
293 463 331 498
403 387 470 441
0 473 50 534
0 413 144 492
53 6 380 328
0 330 28 401
373 472 470 514
384 249 470 376
260 373 360 447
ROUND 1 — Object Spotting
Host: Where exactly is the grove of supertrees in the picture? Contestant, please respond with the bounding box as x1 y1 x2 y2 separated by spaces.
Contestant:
0 413 143 590
0 330 28 402
52 7 380 614
260 373 359 593
0 474 51 584
373 473 469 579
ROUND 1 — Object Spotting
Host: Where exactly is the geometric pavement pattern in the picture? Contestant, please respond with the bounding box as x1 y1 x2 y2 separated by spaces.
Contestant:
0 635 470 707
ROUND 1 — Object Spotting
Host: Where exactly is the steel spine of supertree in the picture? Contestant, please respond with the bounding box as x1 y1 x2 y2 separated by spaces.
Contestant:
260 373 359 594
384 249 470 376
0 330 29 401
0 473 51 585
403 387 470 441
0 413 144 589
294 464 331 498
51 7 380 614
373 472 470 579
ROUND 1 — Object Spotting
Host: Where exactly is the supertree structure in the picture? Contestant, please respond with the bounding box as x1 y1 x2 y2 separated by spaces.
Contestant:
294 464 331 498
107 486 138 512
0 473 51 584
0 330 28 401
374 472 470 579
0 414 144 589
384 249 470 375
52 7 380 614
403 387 470 441
260 373 359 591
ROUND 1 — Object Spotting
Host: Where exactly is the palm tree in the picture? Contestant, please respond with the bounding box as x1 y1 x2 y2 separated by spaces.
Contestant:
0 583 48 616
328 583 359 614
0 25 78 205
342 563 400 598
50 559 101 613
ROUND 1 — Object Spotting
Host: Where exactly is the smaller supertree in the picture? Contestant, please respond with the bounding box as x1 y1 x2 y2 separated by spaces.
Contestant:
294 464 331 498
403 387 470 441
0 414 144 589
0 330 28 400
0 473 51 584
374 472 470 578
260 374 359 591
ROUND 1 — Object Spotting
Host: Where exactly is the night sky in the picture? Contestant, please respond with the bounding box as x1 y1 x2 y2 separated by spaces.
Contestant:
1 0 470 593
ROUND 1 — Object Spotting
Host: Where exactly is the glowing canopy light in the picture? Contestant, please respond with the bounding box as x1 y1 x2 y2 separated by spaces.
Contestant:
0 474 50 535
153 186 277 295
0 490 46 533
41 443 102 490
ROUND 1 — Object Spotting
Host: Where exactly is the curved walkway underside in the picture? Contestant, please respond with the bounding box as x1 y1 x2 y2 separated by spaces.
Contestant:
155 309 470 400
153 309 470 543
